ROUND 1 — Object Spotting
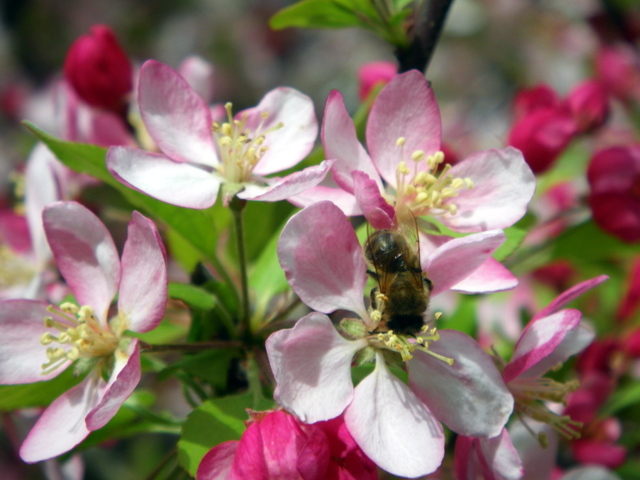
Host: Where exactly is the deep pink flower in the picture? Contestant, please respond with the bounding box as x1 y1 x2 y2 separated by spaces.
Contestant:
0 201 167 462
267 201 514 478
507 80 609 174
357 61 396 100
107 60 329 208
197 411 377 480
587 144 640 243
63 25 133 114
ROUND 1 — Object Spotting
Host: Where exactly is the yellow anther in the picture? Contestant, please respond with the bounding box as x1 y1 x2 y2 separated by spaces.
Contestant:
396 137 406 147
60 302 79 314
40 332 54 345
261 111 269 119
397 162 410 175
221 123 233 137
414 171 428 185
411 150 425 162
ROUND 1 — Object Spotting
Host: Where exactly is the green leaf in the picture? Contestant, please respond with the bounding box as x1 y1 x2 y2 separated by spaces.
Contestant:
178 393 274 476
270 0 368 30
493 226 527 262
168 283 218 311
601 381 640 416
24 123 220 265
0 367 82 411
159 349 237 389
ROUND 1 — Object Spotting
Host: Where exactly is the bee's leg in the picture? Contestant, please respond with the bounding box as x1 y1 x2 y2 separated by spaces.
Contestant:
370 286 380 310
366 269 379 280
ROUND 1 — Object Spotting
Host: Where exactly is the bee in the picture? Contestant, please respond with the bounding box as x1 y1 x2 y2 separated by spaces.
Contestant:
364 211 433 336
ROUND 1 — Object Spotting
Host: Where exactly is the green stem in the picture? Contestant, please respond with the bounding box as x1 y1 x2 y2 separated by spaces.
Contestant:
230 197 251 339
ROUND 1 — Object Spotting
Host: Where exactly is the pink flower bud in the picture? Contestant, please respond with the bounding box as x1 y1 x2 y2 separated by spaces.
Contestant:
63 25 132 113
507 107 578 174
512 84 560 121
596 45 640 103
357 61 397 101
587 145 640 243
565 80 610 133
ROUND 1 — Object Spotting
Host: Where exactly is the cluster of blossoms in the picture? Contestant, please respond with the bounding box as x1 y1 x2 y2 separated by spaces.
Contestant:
0 5 636 479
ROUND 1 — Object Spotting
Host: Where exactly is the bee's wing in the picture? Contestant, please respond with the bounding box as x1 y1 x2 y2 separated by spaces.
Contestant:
395 203 422 273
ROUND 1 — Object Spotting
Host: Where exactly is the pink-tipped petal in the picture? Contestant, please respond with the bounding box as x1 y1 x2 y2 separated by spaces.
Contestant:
443 148 535 232
452 257 518 293
425 230 506 297
503 309 582 383
245 88 317 176
0 300 70 383
20 375 104 463
277 202 368 317
520 321 595 380
352 170 394 229
117 212 167 333
533 275 609 321
85 339 141 430
43 202 119 322
265 312 367 423
197 441 238 480
107 146 221 209
345 353 445 478
367 71 441 187
138 60 218 167
322 90 379 192
409 330 513 437
178 55 215 104
237 161 332 202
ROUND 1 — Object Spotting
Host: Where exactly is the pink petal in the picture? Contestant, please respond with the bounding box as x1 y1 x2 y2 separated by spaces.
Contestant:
451 257 518 293
197 441 238 480
138 60 218 167
24 144 58 264
288 184 361 216
518 319 595 380
425 230 506 297
321 90 379 192
20 374 106 462
533 275 609 321
265 312 367 423
409 330 513 437
178 55 215 104
43 201 119 322
0 300 70 383
277 202 368 317
117 212 167 333
509 420 558 480
443 147 536 232
237 161 332 202
352 170 394 229
85 339 141 430
345 353 445 478
107 147 222 209
503 309 582 383
244 88 317 176
227 421 268 479
366 70 441 187
478 430 523 480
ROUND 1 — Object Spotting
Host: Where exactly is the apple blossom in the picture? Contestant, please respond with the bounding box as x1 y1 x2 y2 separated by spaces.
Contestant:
107 60 331 208
0 201 167 462
266 201 514 478
294 70 535 235
453 275 608 480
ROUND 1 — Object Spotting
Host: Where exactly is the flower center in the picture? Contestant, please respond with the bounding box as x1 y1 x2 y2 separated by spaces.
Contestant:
509 376 582 441
0 245 36 289
213 102 283 184
393 137 474 218
40 302 119 375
